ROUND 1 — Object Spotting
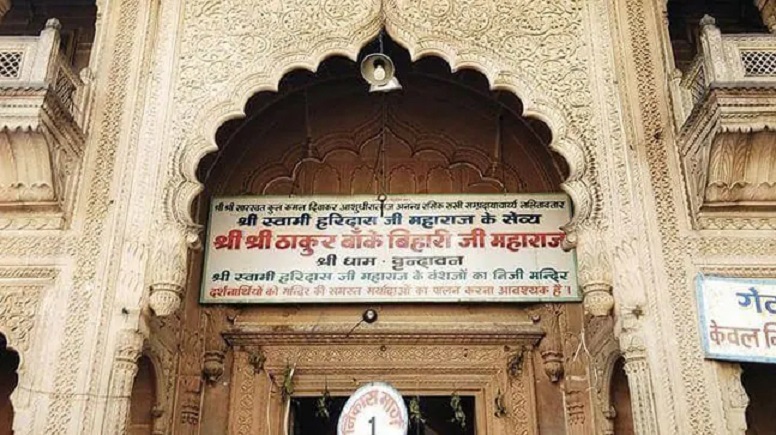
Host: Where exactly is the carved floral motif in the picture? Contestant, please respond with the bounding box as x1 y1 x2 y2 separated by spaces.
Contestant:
0 286 43 352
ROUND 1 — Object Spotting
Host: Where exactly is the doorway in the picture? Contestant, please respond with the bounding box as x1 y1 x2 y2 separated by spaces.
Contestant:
741 362 776 434
290 395 476 435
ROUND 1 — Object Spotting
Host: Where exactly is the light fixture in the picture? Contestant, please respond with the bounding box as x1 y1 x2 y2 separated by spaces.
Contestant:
362 308 378 324
360 53 402 93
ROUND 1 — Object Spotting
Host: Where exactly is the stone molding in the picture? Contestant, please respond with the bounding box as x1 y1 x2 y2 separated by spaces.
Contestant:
224 322 545 347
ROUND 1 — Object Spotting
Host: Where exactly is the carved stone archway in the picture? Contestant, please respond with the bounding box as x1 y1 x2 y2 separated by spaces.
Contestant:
151 0 612 319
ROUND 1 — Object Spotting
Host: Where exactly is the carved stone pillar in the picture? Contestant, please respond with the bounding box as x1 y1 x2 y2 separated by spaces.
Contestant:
577 229 614 316
699 15 731 82
716 363 749 434
619 317 659 435
103 330 144 435
148 223 189 316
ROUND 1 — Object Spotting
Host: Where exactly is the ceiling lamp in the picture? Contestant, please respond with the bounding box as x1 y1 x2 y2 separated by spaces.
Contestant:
360 53 402 93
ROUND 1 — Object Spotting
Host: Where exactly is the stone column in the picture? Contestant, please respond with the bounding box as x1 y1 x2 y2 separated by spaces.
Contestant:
619 318 659 435
103 330 144 434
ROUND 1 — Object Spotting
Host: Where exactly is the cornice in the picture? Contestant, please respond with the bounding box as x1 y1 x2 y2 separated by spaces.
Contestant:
679 85 776 155
224 322 545 346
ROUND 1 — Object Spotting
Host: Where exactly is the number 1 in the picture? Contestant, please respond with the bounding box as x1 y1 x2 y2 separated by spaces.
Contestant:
368 416 376 435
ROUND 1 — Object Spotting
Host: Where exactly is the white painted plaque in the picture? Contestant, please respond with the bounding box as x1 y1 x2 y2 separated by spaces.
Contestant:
337 382 408 435
201 194 579 303
697 275 776 363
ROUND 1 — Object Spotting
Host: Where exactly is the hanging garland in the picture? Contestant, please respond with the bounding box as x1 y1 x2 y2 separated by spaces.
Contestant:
450 392 467 430
315 385 332 420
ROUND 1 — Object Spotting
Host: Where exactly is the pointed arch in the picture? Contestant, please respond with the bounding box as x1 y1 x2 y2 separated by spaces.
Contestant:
164 7 593 239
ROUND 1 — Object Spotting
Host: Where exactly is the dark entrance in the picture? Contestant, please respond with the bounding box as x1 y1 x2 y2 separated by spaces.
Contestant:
0 334 19 435
290 395 476 435
741 362 776 435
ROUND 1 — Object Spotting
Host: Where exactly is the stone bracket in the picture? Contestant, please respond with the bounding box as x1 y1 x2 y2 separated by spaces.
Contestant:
678 85 776 230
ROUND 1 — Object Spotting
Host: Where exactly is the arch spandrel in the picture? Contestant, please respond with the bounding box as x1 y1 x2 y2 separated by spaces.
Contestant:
166 0 599 233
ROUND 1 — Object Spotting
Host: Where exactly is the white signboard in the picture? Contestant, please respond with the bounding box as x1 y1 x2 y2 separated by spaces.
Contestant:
697 275 776 363
337 382 408 435
201 194 579 303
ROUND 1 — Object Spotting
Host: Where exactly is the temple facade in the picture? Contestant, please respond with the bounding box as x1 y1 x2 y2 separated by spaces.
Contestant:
1 0 776 434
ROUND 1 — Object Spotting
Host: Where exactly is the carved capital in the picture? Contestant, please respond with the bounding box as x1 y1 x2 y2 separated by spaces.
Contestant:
148 223 189 316
576 228 614 316
618 309 648 359
148 283 183 317
582 282 614 317
532 304 565 382
202 350 225 385
115 329 144 365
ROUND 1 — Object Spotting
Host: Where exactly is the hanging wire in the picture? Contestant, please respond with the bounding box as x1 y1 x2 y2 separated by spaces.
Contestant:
304 88 313 157
490 108 507 193
376 94 389 215
290 89 313 197
379 93 388 196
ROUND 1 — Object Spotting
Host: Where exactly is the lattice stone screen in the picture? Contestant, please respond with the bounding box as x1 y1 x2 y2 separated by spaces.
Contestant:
0 51 23 79
741 50 776 76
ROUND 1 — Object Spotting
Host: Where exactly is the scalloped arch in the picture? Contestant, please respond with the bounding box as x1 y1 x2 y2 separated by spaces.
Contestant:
169 7 591 233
